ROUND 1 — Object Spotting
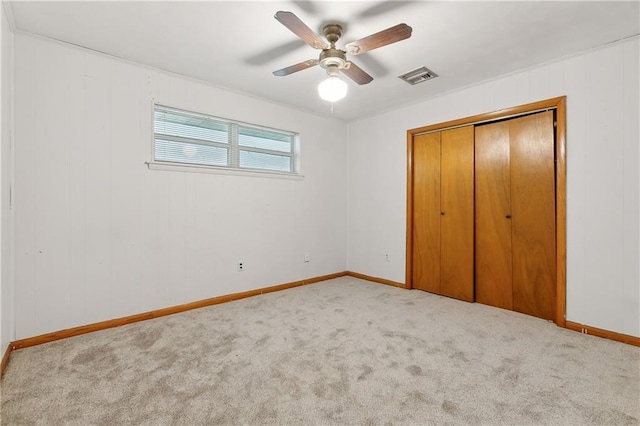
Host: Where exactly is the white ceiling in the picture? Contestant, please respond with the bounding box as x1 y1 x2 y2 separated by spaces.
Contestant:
6 1 640 121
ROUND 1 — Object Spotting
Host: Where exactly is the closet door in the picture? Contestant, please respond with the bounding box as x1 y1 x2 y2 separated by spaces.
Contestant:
510 111 556 321
412 132 441 293
474 110 556 321
475 121 513 310
440 126 474 301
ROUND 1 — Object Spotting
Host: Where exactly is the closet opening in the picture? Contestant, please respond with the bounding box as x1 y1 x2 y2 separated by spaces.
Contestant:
406 97 566 326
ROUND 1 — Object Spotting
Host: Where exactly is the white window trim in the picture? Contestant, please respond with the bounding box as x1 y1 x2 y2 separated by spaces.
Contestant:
145 160 304 180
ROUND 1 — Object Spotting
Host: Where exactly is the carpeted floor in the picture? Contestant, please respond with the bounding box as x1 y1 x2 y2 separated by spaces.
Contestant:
1 276 639 425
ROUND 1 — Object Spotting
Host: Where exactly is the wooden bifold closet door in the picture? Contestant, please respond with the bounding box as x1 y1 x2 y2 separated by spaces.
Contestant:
409 99 564 324
475 111 556 321
412 126 474 302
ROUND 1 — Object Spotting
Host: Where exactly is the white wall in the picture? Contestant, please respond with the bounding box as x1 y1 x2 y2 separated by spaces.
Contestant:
347 37 640 337
1 3 14 360
8 31 640 341
13 34 348 339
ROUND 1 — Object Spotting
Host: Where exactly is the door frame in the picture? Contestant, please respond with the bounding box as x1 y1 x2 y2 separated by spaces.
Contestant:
405 96 567 327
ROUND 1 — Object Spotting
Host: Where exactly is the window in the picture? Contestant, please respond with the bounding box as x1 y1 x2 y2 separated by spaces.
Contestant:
153 105 297 174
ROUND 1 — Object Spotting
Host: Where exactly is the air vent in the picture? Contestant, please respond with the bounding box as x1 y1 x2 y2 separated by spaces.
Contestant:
398 66 438 85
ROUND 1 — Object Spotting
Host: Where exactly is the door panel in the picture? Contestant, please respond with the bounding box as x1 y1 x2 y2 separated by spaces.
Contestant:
412 132 441 293
510 111 556 321
440 126 474 302
475 121 513 310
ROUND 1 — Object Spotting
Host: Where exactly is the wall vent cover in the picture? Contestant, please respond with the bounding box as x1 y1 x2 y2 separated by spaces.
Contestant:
398 66 438 85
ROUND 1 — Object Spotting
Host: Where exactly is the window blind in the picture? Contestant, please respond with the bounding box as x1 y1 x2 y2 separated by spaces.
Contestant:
153 105 297 173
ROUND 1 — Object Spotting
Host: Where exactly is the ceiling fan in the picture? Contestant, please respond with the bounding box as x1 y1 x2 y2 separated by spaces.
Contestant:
272 11 412 102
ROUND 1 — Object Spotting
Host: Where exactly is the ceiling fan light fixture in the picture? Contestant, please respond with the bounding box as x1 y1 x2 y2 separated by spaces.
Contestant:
318 67 347 102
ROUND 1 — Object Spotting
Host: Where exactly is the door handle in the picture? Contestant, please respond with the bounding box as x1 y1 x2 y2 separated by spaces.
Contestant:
441 212 445 216
506 214 511 219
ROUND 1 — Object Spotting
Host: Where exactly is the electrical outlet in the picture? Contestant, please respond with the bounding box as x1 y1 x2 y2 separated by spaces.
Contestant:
237 261 244 271
304 252 310 262
385 253 390 262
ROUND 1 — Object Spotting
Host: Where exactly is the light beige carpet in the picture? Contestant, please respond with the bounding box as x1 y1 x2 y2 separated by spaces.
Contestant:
1 276 639 425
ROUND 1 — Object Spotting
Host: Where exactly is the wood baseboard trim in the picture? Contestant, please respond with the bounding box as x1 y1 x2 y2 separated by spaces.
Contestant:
346 272 640 348
565 321 640 347
10 271 348 351
346 271 407 289
1 343 13 377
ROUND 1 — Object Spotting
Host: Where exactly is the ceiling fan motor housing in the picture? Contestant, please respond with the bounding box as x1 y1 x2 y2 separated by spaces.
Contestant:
319 48 347 70
319 24 348 70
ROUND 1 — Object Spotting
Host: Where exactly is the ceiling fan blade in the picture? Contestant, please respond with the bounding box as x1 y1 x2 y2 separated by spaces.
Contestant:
345 23 412 55
342 62 374 85
356 1 417 19
275 11 328 50
273 59 319 77
292 1 320 16
246 39 306 66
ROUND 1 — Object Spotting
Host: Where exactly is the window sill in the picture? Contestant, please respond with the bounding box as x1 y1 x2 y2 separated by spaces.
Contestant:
145 161 304 180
